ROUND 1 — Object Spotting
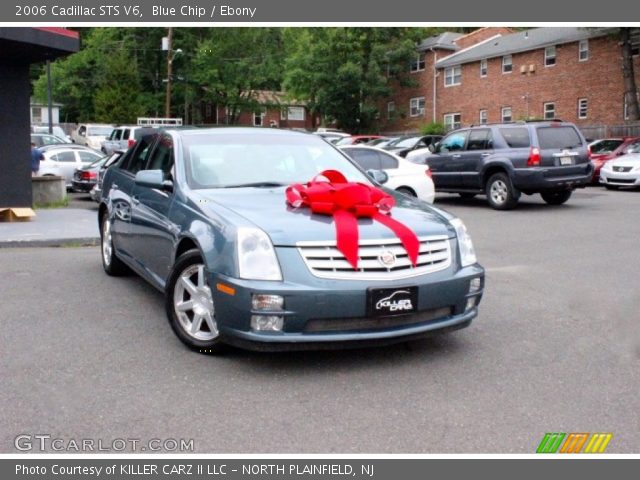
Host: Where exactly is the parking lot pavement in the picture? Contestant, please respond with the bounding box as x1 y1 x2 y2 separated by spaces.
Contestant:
0 188 638 453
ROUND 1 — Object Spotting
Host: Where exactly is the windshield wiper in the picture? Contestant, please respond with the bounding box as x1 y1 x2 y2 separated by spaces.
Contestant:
223 181 288 188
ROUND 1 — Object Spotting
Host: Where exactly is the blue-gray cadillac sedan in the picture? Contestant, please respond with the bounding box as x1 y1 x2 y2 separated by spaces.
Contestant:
99 128 484 352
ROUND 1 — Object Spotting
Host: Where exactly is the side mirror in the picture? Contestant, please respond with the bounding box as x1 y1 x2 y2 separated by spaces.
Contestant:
366 169 389 185
135 169 173 192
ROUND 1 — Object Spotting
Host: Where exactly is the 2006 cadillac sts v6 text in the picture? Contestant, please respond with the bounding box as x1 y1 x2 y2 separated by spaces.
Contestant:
99 128 484 352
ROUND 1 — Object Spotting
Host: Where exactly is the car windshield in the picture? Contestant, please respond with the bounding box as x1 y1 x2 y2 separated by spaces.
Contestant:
590 139 624 154
389 137 419 148
182 133 369 189
87 126 114 136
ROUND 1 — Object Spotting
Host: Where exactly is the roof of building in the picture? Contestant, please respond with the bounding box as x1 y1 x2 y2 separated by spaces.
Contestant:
417 32 464 52
251 90 307 107
436 27 613 68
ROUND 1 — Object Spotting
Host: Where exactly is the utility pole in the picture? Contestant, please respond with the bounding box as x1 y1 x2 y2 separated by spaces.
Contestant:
164 27 173 118
46 60 53 133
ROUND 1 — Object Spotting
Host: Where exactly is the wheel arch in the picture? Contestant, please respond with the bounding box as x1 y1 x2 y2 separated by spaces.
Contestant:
481 161 513 188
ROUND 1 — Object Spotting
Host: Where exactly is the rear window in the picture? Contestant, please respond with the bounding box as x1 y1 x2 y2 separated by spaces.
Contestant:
536 126 583 149
499 128 530 148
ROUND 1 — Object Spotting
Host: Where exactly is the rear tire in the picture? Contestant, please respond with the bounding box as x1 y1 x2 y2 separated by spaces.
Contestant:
485 173 520 210
100 215 129 276
540 190 572 205
165 249 225 354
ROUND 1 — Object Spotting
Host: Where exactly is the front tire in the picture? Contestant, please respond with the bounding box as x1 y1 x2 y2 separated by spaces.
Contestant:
101 215 129 276
166 249 225 353
396 187 416 197
540 190 572 205
485 173 520 210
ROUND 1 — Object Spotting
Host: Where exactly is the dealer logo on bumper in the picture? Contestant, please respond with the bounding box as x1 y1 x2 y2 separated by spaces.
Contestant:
375 290 414 313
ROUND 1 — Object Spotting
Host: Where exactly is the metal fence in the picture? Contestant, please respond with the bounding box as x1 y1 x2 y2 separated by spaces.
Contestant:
579 124 640 140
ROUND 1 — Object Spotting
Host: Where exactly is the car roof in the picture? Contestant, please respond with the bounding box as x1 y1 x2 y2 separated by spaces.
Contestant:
167 127 314 138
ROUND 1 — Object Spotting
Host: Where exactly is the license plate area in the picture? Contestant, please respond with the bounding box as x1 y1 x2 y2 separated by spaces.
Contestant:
559 156 573 166
368 286 418 318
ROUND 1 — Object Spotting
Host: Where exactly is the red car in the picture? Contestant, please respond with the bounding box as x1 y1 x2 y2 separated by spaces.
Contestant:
335 135 385 146
589 137 640 182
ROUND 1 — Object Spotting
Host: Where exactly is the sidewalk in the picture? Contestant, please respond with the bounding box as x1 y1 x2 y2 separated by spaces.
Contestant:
0 208 100 247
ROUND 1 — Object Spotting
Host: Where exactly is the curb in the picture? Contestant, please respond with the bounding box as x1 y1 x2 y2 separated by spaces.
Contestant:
0 237 100 248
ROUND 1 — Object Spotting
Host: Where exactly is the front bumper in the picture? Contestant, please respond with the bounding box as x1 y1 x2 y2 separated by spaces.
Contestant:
208 260 484 351
512 163 593 191
599 170 640 186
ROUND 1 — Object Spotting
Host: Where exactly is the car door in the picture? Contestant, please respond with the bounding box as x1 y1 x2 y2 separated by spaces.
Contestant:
425 130 468 188
107 135 156 260
460 129 493 189
129 134 178 283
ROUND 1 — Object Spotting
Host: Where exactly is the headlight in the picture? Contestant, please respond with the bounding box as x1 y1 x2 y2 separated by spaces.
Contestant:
237 227 282 281
634 165 640 171
450 218 477 267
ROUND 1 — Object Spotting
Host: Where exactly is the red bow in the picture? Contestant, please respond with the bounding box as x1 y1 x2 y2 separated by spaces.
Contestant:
286 170 420 269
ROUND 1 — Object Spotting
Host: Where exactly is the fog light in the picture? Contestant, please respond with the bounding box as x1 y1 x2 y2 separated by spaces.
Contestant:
465 296 478 312
469 278 482 293
251 294 284 311
251 315 284 332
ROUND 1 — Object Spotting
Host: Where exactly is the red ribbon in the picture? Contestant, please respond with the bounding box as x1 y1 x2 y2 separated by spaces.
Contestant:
286 170 420 269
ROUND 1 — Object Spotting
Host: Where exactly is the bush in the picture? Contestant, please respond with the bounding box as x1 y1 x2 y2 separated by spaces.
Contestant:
419 122 446 136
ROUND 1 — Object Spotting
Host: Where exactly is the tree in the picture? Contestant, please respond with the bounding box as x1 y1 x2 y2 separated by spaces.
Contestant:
93 51 144 123
190 28 285 124
283 27 436 133
620 28 639 121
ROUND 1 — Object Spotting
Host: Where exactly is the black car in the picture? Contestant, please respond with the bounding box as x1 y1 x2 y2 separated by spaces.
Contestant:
383 135 442 158
425 120 593 209
72 155 111 193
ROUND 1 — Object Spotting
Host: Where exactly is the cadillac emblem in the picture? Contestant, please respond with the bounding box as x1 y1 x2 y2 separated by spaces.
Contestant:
378 250 397 268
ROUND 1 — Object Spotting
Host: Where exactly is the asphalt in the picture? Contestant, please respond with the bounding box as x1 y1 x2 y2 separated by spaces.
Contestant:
0 193 99 247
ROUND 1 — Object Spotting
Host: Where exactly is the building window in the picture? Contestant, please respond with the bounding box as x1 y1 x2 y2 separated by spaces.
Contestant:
545 46 556 67
387 101 396 120
578 98 588 119
544 102 556 120
286 106 305 121
579 40 589 61
253 110 266 126
480 59 487 77
31 107 42 123
410 53 426 73
281 108 287 121
502 55 513 74
479 109 488 125
444 113 461 131
410 97 425 117
444 66 462 87
501 107 512 122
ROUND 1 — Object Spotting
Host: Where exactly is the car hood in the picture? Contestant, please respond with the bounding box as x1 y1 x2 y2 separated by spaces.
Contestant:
193 187 454 246
606 154 640 167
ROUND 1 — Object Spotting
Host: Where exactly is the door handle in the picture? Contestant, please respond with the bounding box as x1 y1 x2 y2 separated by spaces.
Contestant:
131 196 140 206
452 154 461 158
481 153 491 157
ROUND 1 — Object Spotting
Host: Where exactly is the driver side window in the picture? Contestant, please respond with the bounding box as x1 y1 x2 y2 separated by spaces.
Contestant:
440 131 468 152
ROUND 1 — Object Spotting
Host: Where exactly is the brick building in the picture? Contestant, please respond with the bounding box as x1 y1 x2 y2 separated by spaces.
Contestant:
380 27 640 135
201 90 320 130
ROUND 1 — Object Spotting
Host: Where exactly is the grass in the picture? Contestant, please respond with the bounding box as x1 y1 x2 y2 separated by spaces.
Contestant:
34 196 70 210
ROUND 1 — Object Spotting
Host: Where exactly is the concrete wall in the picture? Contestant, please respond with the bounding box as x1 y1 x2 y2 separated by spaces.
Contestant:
31 176 66 205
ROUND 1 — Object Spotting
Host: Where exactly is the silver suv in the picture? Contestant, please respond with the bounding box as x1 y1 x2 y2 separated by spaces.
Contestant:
101 126 153 154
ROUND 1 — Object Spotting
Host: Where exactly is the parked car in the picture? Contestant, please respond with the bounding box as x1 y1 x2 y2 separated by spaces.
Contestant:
99 128 484 353
368 137 397 148
335 135 386 146
340 145 435 204
30 133 68 147
72 124 114 150
101 125 156 154
31 125 72 143
90 150 125 202
589 137 640 183
37 145 104 188
72 155 111 193
424 120 593 209
383 135 442 158
599 150 640 190
312 129 350 144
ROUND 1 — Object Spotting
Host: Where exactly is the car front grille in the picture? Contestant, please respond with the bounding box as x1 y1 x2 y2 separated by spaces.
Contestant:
608 178 635 184
304 306 454 333
613 166 633 173
297 235 452 280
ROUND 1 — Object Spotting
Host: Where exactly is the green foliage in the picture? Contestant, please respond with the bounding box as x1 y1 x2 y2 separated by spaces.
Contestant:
419 122 446 135
284 27 438 133
93 51 145 123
